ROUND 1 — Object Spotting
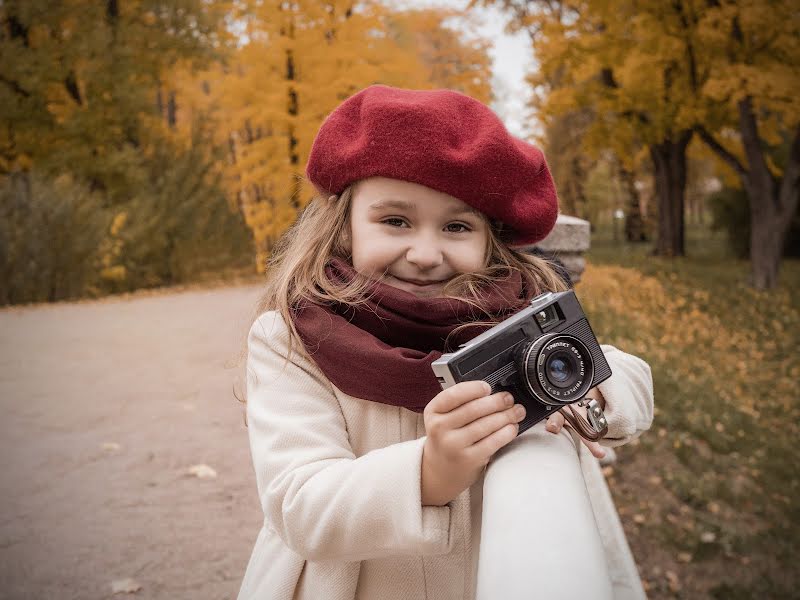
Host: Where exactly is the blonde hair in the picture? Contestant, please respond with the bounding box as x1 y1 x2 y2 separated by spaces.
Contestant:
249 183 570 362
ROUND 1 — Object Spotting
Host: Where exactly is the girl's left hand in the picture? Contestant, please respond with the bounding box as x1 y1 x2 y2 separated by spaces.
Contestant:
545 409 606 459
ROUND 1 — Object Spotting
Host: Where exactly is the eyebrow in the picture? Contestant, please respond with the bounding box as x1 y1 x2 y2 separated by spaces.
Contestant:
368 198 482 217
368 198 416 212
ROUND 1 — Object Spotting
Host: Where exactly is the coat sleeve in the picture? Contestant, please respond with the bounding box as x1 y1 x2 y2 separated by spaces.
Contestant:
245 311 453 562
596 345 654 447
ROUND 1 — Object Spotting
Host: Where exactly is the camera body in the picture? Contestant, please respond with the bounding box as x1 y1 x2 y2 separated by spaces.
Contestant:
431 290 611 435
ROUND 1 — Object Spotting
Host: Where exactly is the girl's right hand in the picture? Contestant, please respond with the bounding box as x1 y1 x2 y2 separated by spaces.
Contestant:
421 381 526 506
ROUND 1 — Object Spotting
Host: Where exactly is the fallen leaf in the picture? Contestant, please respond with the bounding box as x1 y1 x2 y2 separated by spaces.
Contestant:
677 552 692 563
665 570 681 592
633 514 646 524
111 578 141 594
700 531 716 543
188 464 217 479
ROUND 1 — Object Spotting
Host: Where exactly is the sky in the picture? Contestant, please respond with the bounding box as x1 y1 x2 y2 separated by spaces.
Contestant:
388 0 536 138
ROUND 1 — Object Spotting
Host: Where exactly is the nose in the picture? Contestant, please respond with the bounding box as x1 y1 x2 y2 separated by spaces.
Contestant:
405 235 444 270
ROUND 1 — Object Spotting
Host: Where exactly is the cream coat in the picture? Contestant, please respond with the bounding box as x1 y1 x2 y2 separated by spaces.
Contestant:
238 311 654 600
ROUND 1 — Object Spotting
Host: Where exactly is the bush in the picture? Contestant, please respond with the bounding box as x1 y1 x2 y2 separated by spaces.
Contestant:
0 152 255 305
0 173 111 304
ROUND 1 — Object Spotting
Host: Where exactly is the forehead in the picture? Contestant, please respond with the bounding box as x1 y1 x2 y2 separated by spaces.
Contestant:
352 177 483 217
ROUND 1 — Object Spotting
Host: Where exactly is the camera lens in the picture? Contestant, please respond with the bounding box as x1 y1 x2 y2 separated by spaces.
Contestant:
547 353 573 384
515 334 594 406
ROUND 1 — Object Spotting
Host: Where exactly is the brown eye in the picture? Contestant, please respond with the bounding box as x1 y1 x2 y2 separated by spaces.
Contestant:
445 222 471 233
382 217 409 228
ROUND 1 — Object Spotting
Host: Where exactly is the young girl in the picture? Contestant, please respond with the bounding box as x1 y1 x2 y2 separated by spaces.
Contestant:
238 85 654 600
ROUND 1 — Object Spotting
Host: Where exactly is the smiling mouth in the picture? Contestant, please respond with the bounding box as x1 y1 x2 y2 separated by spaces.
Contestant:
389 276 447 288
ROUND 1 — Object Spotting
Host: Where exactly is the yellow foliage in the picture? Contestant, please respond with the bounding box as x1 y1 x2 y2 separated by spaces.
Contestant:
490 0 800 170
173 1 493 267
110 212 127 237
100 265 127 282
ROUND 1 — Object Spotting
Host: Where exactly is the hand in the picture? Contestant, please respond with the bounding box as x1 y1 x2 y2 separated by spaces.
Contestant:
545 406 607 459
421 381 526 506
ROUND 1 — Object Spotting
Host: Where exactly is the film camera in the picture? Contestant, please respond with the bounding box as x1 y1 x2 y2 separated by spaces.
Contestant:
431 290 611 436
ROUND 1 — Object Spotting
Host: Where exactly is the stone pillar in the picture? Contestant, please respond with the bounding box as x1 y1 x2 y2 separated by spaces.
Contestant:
522 214 591 284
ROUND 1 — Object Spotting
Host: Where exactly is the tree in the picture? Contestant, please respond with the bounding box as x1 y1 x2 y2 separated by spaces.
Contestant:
213 1 493 270
475 0 705 256
0 0 225 197
693 0 800 289
385 9 492 102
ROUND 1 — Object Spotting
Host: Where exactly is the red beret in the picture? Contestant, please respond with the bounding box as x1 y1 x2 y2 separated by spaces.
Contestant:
306 85 558 246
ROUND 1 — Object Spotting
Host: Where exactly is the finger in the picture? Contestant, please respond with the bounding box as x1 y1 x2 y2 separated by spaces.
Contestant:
467 422 519 461
458 403 526 446
583 439 607 459
546 411 565 433
444 391 514 429
428 380 492 415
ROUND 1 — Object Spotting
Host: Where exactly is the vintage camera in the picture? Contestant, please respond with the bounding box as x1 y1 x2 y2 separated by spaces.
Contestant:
431 290 611 435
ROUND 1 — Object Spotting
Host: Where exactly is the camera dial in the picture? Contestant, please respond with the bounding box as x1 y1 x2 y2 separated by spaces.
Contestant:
515 334 595 406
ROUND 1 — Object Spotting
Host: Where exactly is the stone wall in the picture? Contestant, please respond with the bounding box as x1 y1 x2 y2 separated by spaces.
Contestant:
526 214 591 284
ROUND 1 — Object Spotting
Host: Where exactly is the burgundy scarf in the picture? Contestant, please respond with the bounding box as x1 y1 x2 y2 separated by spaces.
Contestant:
290 258 533 412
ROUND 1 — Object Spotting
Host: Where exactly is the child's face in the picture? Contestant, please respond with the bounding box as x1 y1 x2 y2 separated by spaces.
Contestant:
349 177 489 298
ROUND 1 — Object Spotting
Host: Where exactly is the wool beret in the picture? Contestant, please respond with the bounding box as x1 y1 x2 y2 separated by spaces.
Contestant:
306 85 559 246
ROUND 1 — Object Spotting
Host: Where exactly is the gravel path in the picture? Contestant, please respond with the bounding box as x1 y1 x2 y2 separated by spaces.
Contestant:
0 284 266 600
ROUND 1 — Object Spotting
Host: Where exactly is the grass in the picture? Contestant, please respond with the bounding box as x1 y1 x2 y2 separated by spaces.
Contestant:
576 224 800 599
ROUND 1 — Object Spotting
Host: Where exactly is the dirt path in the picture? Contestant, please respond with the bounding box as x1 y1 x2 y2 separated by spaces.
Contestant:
0 284 265 600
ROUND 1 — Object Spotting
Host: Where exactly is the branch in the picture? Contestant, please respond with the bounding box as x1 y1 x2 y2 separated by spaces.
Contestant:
0 74 31 98
694 125 748 178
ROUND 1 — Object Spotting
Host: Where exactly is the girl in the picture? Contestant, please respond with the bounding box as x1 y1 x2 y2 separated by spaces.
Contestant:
238 85 654 600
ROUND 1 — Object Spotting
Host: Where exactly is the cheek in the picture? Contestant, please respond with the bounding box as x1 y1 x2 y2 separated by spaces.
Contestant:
349 223 396 274
450 236 489 272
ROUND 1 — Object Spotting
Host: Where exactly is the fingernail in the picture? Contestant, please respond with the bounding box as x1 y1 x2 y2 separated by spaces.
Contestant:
504 393 514 407
515 405 526 419
483 382 492 395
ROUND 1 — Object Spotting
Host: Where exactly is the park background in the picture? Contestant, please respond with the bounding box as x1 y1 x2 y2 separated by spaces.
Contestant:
1 1 798 599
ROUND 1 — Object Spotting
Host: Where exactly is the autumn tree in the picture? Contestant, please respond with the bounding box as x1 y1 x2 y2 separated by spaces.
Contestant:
214 1 493 270
385 9 492 102
474 0 705 256
0 0 225 196
475 0 799 286
692 1 800 289
0 1 252 302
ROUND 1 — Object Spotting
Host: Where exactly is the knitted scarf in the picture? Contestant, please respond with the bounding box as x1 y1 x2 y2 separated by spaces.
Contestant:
290 258 533 412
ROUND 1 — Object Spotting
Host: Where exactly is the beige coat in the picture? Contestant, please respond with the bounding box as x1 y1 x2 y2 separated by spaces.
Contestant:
238 311 654 600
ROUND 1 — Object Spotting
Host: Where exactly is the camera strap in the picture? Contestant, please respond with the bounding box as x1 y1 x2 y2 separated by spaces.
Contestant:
562 398 608 442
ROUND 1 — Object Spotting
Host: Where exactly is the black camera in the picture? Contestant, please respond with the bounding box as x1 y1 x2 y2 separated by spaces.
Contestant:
431 290 611 435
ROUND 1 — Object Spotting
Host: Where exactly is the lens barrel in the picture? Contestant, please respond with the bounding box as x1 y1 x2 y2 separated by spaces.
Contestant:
515 334 595 406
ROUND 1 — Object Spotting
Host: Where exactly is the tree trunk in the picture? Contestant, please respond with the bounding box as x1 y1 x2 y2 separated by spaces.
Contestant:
649 130 692 256
738 98 799 289
749 212 784 289
619 165 648 242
